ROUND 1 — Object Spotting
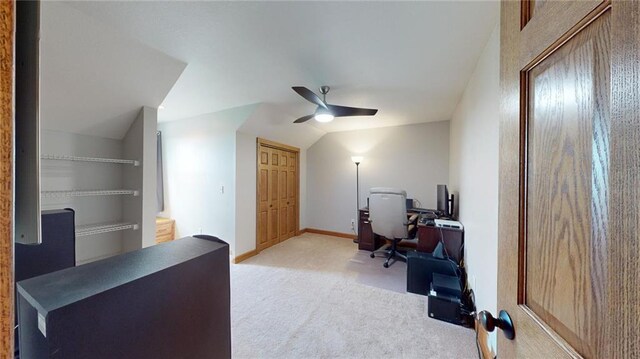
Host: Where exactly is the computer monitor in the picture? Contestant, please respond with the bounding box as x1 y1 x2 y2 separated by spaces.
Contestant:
437 184 451 217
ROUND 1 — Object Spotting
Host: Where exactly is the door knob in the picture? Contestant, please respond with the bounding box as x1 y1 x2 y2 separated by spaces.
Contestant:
479 310 515 340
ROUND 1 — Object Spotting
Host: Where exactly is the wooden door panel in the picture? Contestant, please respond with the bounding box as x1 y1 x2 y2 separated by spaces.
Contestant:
280 207 287 236
286 152 297 237
287 171 295 199
279 170 287 200
258 211 268 246
257 148 271 251
288 205 295 234
269 207 278 242
270 168 278 202
289 152 296 169
259 169 268 203
525 0 600 27
500 1 640 357
524 12 609 357
260 148 269 165
278 150 288 241
520 1 602 70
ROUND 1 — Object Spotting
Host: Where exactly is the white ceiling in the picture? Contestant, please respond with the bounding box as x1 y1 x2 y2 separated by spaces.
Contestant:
64 1 499 133
40 2 186 139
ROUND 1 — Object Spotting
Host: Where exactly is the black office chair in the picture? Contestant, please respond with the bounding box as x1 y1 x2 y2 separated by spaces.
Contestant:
368 187 418 268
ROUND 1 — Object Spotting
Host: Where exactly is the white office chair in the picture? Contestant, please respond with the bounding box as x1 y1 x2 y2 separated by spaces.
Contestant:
368 187 418 268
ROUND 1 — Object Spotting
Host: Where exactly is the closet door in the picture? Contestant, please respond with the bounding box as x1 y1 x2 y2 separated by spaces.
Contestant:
257 145 280 251
278 150 289 242
256 139 300 252
286 151 297 239
256 145 270 252
267 148 280 248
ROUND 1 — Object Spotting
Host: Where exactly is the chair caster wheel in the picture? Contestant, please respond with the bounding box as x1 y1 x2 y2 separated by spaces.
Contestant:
383 262 389 268
370 253 375 258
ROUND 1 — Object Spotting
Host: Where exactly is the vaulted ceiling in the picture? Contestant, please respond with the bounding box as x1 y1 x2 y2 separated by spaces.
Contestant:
56 1 498 137
40 2 186 139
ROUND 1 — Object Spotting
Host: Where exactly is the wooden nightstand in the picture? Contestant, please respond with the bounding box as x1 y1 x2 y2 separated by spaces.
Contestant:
156 217 175 244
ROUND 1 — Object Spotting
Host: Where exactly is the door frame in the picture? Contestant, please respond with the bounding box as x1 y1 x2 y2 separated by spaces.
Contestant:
0 1 14 356
255 138 300 253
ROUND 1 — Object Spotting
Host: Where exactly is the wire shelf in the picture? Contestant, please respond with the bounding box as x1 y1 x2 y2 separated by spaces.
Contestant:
41 154 139 166
41 189 139 198
76 222 139 237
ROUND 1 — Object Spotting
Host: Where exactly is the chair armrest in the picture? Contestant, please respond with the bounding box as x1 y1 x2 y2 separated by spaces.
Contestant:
408 213 419 224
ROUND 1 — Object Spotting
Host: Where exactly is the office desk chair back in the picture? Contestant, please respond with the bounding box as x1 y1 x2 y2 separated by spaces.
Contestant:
368 187 418 268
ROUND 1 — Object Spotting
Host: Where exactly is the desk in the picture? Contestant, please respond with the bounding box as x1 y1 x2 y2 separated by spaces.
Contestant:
357 208 382 251
417 225 464 264
358 209 464 264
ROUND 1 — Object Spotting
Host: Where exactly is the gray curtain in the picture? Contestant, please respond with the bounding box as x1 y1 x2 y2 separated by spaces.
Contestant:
157 131 165 212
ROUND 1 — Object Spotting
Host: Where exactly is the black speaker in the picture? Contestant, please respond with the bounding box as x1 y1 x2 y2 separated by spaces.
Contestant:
17 236 231 359
15 209 76 357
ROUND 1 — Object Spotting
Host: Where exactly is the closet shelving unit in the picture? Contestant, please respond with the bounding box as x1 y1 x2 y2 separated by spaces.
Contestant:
41 154 141 238
41 189 139 197
76 222 139 237
41 154 140 166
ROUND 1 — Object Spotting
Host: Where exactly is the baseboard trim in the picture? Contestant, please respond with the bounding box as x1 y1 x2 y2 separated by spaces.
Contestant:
233 249 259 264
302 228 357 240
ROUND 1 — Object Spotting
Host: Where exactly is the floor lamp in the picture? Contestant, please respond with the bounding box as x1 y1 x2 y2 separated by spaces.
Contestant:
351 156 363 244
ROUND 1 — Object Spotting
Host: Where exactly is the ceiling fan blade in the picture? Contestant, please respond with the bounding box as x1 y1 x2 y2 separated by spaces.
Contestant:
327 104 378 117
293 114 314 123
292 87 328 109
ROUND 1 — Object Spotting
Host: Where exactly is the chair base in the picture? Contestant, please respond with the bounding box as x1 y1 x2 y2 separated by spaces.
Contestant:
370 240 408 268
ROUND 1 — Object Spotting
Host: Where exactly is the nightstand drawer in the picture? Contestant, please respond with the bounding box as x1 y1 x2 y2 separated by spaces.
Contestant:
155 218 175 244
156 233 174 243
156 223 173 236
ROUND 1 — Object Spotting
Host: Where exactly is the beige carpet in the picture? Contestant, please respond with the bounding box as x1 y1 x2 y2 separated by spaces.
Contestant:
231 233 477 359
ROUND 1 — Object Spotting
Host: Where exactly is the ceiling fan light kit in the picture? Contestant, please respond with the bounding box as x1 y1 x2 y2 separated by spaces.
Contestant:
292 86 378 124
314 108 334 123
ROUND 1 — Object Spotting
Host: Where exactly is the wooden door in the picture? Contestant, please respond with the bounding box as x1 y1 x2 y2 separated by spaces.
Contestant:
267 148 280 248
256 139 299 252
277 149 288 242
0 1 14 356
497 1 639 357
257 146 280 251
286 151 297 238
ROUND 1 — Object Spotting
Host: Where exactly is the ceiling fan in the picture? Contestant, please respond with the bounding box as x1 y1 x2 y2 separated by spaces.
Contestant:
292 86 378 124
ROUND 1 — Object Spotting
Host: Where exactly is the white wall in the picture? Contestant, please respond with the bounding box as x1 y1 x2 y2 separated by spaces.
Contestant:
122 106 158 252
158 106 253 254
41 130 124 264
306 121 450 234
449 24 500 353
235 131 257 256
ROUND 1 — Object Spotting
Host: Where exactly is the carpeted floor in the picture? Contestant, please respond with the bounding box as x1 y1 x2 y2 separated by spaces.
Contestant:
231 233 477 359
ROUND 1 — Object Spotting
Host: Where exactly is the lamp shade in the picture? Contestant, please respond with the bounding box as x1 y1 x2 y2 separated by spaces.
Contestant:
351 156 363 164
